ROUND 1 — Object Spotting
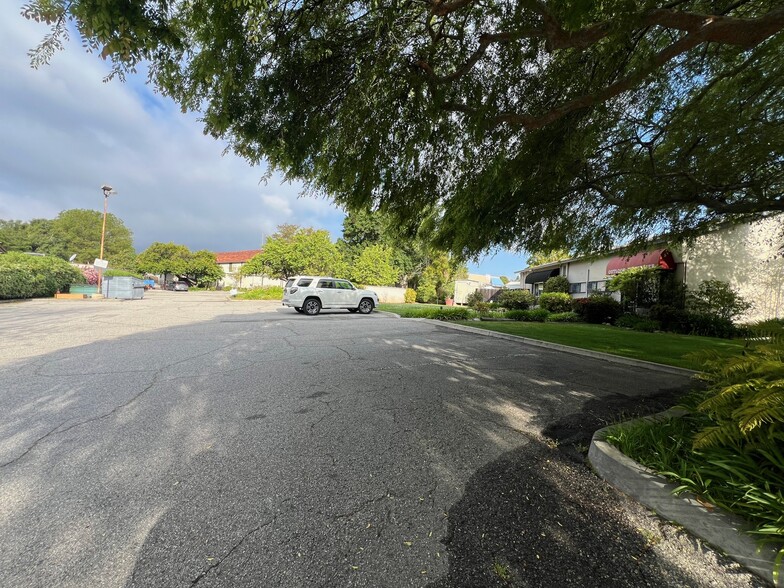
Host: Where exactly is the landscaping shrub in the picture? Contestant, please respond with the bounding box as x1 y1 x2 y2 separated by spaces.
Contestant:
416 282 436 304
506 308 550 322
404 288 416 303
80 266 99 284
615 314 661 332
607 320 784 565
546 311 580 322
525 309 550 322
649 304 690 333
687 280 752 321
538 292 572 313
0 266 36 299
573 294 621 324
473 301 491 313
686 312 737 339
429 307 472 321
497 289 535 310
466 289 485 308
0 253 84 299
606 267 662 310
543 276 569 293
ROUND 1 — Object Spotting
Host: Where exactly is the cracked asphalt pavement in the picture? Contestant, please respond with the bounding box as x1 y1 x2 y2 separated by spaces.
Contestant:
0 291 764 587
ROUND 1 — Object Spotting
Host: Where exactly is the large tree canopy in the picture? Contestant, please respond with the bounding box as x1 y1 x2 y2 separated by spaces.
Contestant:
25 0 784 255
1 210 135 266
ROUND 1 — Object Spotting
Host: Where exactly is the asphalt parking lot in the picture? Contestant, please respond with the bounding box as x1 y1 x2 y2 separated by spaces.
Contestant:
0 291 764 587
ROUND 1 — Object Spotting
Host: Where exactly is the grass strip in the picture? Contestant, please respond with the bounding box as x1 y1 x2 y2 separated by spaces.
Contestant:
452 320 745 371
234 286 284 300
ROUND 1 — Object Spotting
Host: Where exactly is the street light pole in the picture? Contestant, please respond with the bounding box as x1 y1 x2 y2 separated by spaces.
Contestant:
97 184 116 293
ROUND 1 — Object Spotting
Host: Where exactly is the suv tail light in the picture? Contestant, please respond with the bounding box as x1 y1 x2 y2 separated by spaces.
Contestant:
289 286 298 294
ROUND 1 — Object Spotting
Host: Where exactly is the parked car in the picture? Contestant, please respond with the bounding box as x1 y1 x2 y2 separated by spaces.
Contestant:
165 281 189 291
282 276 378 316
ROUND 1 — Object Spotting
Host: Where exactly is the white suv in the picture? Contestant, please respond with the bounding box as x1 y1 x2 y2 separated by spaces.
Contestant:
282 276 379 316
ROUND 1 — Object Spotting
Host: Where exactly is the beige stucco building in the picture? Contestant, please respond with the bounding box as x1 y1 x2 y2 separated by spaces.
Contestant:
214 250 284 289
515 216 784 323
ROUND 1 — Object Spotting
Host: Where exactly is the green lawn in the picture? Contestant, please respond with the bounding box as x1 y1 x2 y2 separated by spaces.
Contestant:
377 302 453 315
454 321 746 371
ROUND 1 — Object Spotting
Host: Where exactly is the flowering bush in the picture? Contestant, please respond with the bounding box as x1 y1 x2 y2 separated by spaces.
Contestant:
80 266 99 285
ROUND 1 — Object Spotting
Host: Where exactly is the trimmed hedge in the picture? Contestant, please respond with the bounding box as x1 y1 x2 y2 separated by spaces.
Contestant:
506 308 550 322
0 253 84 299
429 307 473 321
546 311 581 322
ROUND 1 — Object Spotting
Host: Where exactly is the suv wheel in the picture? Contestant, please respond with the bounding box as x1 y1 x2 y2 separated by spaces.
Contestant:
358 298 374 314
303 298 321 316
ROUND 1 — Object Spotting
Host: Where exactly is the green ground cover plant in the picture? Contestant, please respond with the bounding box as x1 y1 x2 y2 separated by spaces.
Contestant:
604 321 784 576
378 303 473 320
235 286 285 300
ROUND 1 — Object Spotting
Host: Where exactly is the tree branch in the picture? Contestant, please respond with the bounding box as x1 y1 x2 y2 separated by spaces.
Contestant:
429 0 475 17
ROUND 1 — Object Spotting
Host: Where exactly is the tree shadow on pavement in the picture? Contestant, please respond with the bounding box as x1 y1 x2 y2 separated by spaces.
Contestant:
541 386 693 463
427 384 759 588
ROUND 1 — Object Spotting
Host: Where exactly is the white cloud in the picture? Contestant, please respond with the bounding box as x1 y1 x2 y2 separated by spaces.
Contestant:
0 5 522 275
0 5 345 254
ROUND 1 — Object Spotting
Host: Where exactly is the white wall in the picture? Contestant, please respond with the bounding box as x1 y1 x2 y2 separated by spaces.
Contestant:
365 285 406 303
679 216 784 322
563 257 615 299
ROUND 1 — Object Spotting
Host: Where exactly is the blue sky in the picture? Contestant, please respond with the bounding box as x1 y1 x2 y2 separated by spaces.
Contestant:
0 4 525 278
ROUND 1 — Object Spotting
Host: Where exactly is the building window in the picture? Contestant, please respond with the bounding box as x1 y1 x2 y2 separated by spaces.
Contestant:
569 283 584 294
588 281 605 293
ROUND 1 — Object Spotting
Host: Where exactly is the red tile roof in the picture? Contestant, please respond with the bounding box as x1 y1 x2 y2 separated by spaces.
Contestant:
214 250 261 264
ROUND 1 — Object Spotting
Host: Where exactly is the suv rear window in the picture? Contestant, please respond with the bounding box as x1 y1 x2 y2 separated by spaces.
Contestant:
297 278 313 287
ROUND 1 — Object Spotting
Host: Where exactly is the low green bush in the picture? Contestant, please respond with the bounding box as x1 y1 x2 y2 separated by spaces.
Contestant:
573 294 621 324
616 314 661 332
473 301 491 313
687 313 737 339
497 289 535 310
404 288 417 303
0 253 84 299
538 292 572 313
649 304 690 333
429 307 473 321
648 304 738 338
543 275 570 293
506 308 550 322
465 290 485 308
546 311 580 322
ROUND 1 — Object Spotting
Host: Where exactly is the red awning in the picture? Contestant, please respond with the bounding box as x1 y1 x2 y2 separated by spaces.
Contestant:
605 249 676 276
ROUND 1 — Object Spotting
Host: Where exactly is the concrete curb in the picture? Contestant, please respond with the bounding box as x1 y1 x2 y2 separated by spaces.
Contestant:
589 411 782 587
423 319 697 377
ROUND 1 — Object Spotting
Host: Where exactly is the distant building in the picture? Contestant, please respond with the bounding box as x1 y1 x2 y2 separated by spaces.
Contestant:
514 216 784 323
214 250 282 289
454 273 502 305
